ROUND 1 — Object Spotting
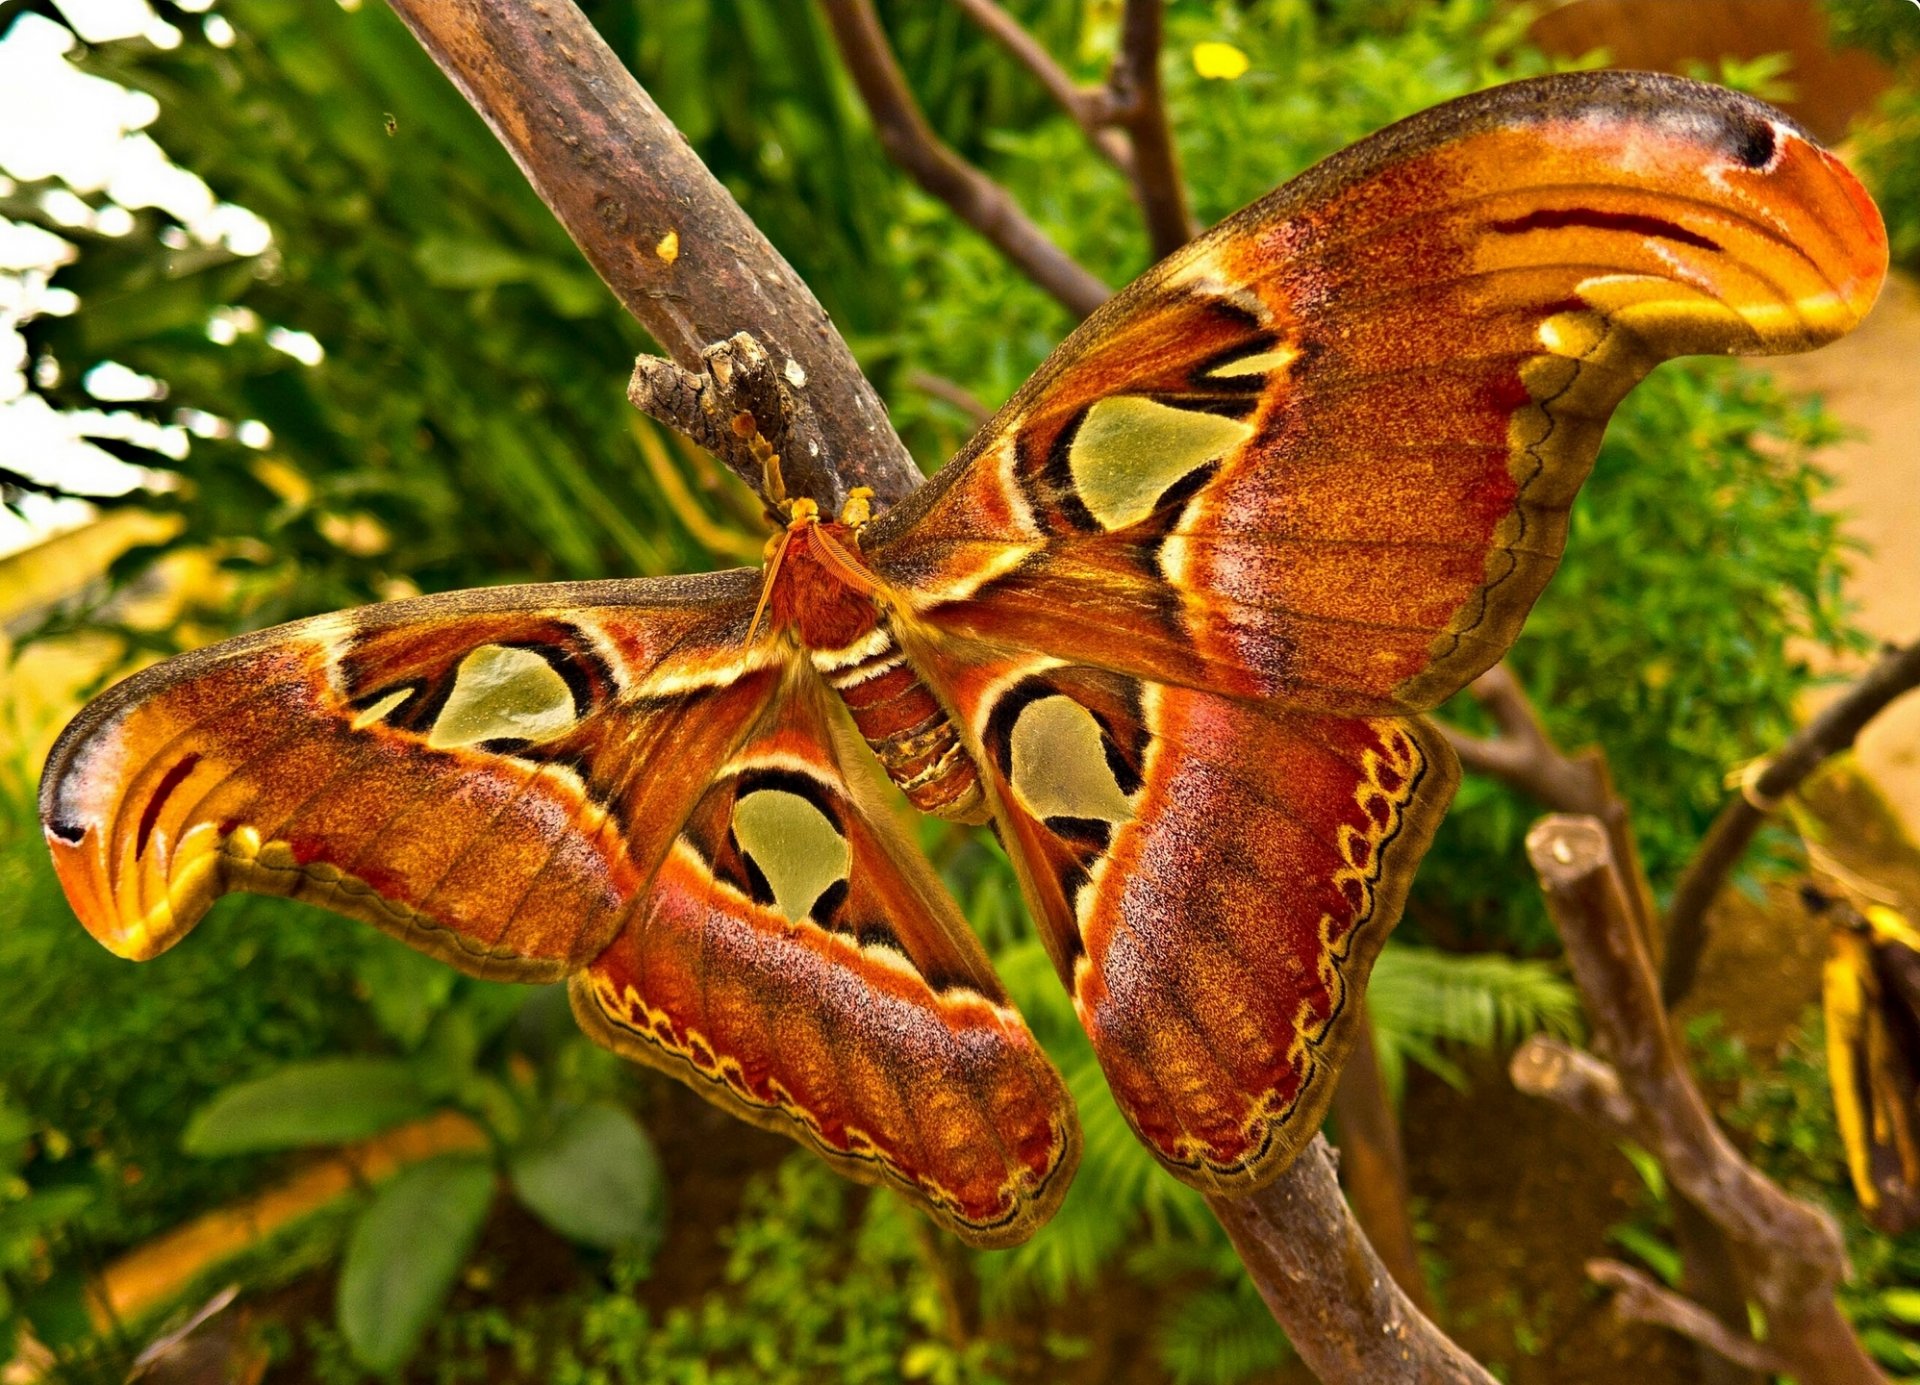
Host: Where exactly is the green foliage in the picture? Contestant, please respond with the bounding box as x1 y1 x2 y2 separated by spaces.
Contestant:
181 1058 432 1154
1823 0 1920 66
1367 945 1582 1099
173 991 665 1373
305 1156 986 1385
338 1154 497 1375
507 1103 666 1253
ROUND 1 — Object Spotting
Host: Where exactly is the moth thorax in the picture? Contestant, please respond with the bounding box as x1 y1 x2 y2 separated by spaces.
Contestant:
817 631 988 825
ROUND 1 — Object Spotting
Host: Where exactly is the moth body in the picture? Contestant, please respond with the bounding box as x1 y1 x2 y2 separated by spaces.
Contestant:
769 507 989 824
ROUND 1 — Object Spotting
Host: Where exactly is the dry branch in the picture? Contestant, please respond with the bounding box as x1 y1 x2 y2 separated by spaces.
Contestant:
1438 664 1661 954
383 0 918 510
1105 0 1193 257
1329 1003 1434 1313
1587 1261 1793 1376
950 0 1134 172
1663 637 1920 1006
1525 816 1884 1385
1207 1139 1496 1384
818 0 1111 317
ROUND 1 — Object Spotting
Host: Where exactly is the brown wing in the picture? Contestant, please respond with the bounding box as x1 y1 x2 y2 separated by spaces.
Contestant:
863 71 1884 1192
41 575 1078 1244
866 71 1886 716
39 573 773 981
569 675 1077 1244
897 637 1455 1187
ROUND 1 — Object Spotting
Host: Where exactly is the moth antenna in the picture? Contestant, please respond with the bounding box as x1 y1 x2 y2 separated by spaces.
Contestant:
746 528 794 647
808 524 885 599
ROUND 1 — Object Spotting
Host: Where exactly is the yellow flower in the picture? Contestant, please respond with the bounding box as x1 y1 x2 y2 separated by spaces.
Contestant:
1192 41 1249 81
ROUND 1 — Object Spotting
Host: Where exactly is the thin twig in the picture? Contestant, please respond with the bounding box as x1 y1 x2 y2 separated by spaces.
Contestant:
904 368 994 426
949 0 1134 173
1105 0 1194 257
384 0 918 509
818 0 1111 318
1207 1138 1497 1384
1438 664 1662 956
1329 1002 1434 1313
1586 1261 1793 1376
627 417 764 564
1663 637 1920 1006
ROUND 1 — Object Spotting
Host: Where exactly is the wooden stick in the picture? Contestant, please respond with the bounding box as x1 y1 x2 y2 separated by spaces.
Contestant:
1207 1139 1496 1384
1525 815 1885 1385
1662 637 1920 1005
1104 0 1194 257
817 0 1111 318
383 0 918 509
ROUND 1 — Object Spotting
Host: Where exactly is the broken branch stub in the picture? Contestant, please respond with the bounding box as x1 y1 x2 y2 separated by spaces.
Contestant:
629 334 842 515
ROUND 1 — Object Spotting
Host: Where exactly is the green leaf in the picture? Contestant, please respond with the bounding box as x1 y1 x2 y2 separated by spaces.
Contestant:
507 1102 665 1251
182 1058 431 1154
1876 1287 1920 1326
338 1154 495 1374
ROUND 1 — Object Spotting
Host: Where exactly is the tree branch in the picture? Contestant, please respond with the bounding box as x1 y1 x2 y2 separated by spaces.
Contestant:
949 0 1134 173
904 368 994 426
1586 1261 1794 1376
1509 1034 1640 1137
1207 1139 1496 1384
818 0 1111 318
384 0 917 512
1104 0 1193 259
1329 1002 1434 1313
1525 815 1884 1385
1438 664 1662 957
1663 637 1920 1006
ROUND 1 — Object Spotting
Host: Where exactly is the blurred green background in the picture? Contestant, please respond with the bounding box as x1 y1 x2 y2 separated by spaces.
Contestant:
3 0 1918 1381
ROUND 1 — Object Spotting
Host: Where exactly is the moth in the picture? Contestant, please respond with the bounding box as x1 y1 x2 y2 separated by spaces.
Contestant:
40 72 1885 1246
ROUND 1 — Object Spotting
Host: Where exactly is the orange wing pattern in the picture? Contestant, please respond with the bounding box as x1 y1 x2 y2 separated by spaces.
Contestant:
40 575 771 980
869 72 1886 714
38 575 1078 1243
867 72 1885 1188
571 677 1076 1244
897 641 1455 1186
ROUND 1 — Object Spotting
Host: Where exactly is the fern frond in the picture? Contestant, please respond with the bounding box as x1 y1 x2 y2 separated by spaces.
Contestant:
1368 945 1582 1102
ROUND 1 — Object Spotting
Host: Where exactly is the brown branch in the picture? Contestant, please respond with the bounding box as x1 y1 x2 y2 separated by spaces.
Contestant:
1586 1261 1793 1376
1663 637 1920 1006
1509 1034 1640 1137
384 0 917 512
1525 816 1884 1385
1207 1138 1497 1384
818 0 1111 318
1104 0 1193 258
1438 664 1662 957
949 0 1134 173
1329 1002 1434 1314
904 368 994 426
1439 664 1609 816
